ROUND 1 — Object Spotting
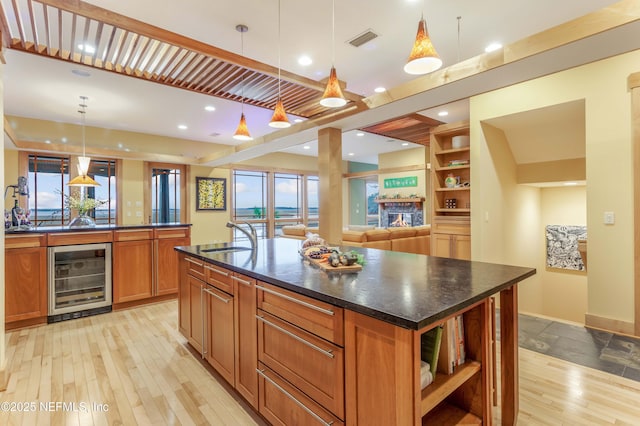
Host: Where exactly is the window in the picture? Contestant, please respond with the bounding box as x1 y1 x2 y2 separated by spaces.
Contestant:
233 170 267 241
232 169 317 240
150 165 185 223
26 154 118 226
366 180 379 226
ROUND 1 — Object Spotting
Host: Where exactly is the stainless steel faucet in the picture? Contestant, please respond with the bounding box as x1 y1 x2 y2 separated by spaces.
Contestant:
226 221 257 251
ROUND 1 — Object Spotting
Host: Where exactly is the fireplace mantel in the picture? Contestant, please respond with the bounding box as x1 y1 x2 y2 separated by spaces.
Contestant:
374 197 425 208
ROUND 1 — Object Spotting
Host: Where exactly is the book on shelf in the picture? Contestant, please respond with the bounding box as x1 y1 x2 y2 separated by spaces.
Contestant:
437 315 466 375
421 325 443 380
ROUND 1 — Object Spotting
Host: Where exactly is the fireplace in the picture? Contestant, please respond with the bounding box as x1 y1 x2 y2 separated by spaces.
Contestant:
388 213 413 227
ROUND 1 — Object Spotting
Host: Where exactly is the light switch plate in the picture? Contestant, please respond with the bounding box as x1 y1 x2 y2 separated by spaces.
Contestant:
604 211 615 225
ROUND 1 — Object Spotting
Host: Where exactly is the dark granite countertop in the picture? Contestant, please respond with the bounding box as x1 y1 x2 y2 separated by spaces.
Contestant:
5 223 191 234
176 238 536 330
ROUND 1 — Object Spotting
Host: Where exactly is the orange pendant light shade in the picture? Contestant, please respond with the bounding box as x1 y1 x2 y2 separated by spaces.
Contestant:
68 174 100 187
320 66 347 108
404 18 442 75
269 98 291 128
233 113 253 141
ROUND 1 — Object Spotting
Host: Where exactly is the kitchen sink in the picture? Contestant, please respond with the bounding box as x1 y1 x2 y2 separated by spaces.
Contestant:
200 246 252 253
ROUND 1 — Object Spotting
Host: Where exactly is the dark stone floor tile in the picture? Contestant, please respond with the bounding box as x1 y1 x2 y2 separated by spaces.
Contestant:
608 334 640 353
544 322 610 347
519 335 557 354
518 314 553 336
600 347 634 366
623 366 640 381
546 335 604 359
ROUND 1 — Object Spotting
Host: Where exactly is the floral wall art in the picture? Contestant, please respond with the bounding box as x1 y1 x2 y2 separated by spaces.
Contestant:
545 225 587 271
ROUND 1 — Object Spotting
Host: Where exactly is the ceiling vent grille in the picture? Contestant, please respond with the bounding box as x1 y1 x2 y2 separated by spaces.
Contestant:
348 29 379 47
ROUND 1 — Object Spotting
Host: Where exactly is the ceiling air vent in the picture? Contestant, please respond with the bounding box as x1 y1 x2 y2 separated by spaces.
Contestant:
348 29 379 48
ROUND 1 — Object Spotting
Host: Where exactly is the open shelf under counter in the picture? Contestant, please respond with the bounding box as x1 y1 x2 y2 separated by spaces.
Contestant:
422 401 482 425
420 360 481 416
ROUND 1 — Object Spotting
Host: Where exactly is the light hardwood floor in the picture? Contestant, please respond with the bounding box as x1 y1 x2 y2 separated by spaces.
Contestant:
2 300 639 425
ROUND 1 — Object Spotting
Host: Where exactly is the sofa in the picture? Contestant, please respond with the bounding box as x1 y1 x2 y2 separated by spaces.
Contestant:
281 224 431 256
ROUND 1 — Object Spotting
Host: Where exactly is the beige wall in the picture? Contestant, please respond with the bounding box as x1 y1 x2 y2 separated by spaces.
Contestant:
3 149 19 211
471 49 640 330
120 159 146 225
189 166 232 246
538 186 588 323
237 152 319 172
1 60 6 385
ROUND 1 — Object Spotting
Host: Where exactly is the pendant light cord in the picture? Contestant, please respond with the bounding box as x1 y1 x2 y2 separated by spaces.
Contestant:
240 27 245 113
79 96 87 158
457 16 461 63
277 0 281 97
331 0 335 66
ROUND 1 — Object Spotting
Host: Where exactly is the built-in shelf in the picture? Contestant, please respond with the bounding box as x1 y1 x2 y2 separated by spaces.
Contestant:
435 187 470 192
435 165 471 172
420 360 481 416
434 147 471 156
435 208 471 213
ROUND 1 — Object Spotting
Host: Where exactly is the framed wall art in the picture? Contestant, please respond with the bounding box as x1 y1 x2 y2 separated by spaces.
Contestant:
196 177 226 211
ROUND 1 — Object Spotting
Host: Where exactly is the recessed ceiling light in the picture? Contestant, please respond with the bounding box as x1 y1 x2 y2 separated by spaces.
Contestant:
298 55 312 66
438 111 449 117
348 152 355 156
45 140 51 144
356 132 365 137
485 42 502 53
117 143 123 148
77 44 96 54
564 182 578 186
61 137 68 143
204 105 216 112
402 142 409 146
178 124 188 130
303 145 311 150
294 118 303 123
124 148 131 152
374 87 386 93
71 69 91 77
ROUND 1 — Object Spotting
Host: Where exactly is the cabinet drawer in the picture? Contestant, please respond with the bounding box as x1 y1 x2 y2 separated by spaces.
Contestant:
113 229 153 241
184 256 205 280
5 234 46 249
48 231 113 245
432 217 470 235
258 363 344 426
203 263 234 294
154 227 190 239
256 282 343 345
257 311 344 419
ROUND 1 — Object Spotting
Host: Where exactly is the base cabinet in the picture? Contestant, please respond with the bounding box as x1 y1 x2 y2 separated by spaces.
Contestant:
155 228 190 296
188 274 204 353
204 283 235 384
113 239 154 303
432 233 471 260
5 235 47 327
233 273 258 408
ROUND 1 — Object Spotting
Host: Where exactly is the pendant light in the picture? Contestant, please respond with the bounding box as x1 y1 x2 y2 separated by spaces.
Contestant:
233 24 253 141
320 0 346 108
68 96 100 187
404 2 442 75
269 0 291 128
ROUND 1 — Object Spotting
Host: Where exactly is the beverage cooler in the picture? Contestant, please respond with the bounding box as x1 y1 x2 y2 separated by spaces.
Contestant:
48 243 112 322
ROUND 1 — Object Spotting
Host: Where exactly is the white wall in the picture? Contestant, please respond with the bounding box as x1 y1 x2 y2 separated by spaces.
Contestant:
1 60 6 386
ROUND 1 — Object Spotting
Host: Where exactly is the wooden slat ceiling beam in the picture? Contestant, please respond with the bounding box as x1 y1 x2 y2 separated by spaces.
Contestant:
0 0 363 119
361 113 444 146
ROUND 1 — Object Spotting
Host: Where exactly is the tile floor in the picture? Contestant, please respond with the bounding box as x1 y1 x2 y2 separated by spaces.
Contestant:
507 313 640 382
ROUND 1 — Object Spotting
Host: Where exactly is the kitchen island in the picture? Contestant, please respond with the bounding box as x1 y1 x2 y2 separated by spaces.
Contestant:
176 238 535 425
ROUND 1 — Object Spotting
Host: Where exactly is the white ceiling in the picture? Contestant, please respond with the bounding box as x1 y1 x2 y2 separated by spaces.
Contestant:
1 0 622 164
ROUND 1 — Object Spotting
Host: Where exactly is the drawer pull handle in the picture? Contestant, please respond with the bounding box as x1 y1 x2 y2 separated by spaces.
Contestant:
231 275 252 286
203 287 232 304
256 369 334 426
185 257 203 267
255 285 334 316
205 265 229 277
256 315 334 359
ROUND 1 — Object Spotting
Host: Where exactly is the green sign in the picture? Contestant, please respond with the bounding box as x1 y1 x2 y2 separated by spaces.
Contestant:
383 176 418 189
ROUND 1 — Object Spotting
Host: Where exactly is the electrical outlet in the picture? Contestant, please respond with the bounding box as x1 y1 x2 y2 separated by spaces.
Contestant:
604 211 615 225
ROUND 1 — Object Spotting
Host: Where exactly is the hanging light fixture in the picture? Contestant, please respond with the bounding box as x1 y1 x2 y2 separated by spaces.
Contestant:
320 0 346 108
233 24 253 141
404 2 442 75
68 96 100 187
269 0 291 128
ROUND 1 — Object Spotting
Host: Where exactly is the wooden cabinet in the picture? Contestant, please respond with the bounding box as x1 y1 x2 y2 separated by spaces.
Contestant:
113 238 154 303
177 253 190 337
432 217 471 260
187 273 204 353
257 364 344 426
256 281 345 421
113 227 190 305
431 121 472 259
345 299 491 425
4 234 47 328
155 227 190 296
233 273 258 408
203 281 235 384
